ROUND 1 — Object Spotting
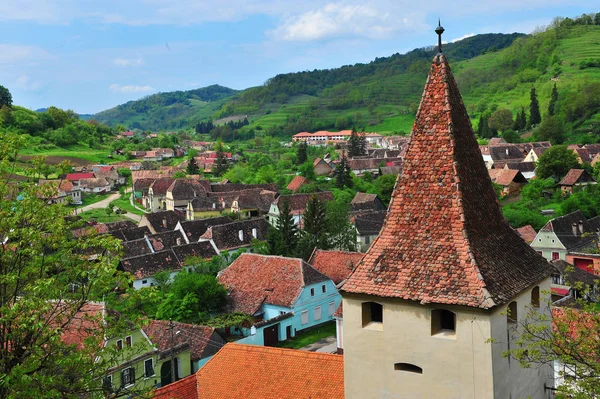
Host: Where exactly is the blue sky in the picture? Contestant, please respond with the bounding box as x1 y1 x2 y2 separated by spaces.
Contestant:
1 1 597 114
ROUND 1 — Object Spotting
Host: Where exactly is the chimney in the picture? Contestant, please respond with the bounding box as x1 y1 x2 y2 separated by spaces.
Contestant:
193 190 197 198
572 223 578 236
162 218 167 228
176 237 182 246
578 220 584 234
505 148 509 156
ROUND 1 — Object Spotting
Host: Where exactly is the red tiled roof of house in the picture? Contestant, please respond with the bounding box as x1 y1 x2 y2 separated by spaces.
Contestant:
195 343 344 399
152 373 198 399
286 175 310 192
333 303 343 318
559 169 590 186
66 172 94 181
515 225 537 244
217 253 329 315
488 169 524 186
342 53 551 309
143 320 217 361
488 137 507 146
59 302 105 350
308 249 364 285
275 192 334 213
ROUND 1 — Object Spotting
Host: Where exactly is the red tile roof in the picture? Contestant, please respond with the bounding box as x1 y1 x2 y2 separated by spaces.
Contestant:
342 53 551 309
515 225 537 244
308 249 364 285
217 253 329 314
286 175 310 192
152 373 198 399
488 169 526 186
559 169 596 186
59 302 105 350
66 172 94 181
195 344 344 399
143 320 218 361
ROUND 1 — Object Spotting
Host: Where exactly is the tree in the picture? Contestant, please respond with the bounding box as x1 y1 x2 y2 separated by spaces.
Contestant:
297 195 328 260
325 201 357 252
155 272 228 324
536 115 565 144
105 203 115 218
334 152 353 189
528 87 541 127
536 145 580 180
501 129 521 143
477 113 497 139
0 85 12 108
548 83 559 116
348 127 366 157
186 156 199 175
488 108 514 132
213 141 229 177
271 199 298 256
296 142 308 165
513 107 527 131
0 131 134 398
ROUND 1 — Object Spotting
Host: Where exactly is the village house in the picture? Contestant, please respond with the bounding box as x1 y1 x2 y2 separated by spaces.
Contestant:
79 177 111 193
175 216 234 243
485 144 525 169
558 169 597 194
308 249 364 287
198 218 270 254
292 130 353 144
365 132 384 146
65 172 95 188
138 210 186 234
501 161 536 180
381 135 409 150
523 146 549 163
488 168 528 196
145 178 176 211
94 166 125 189
379 165 403 176
313 157 334 176
153 148 175 159
286 175 311 193
217 253 341 346
514 224 537 244
164 179 210 211
550 259 598 302
341 31 553 398
38 179 82 205
346 157 402 176
350 192 386 213
352 211 386 252
267 192 334 227
143 151 163 162
153 344 344 399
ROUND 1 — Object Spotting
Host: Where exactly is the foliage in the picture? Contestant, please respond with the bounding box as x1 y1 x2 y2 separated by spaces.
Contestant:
372 174 397 204
155 271 228 324
528 87 542 128
513 107 527 131
297 195 328 260
268 199 298 257
296 141 308 165
213 141 229 177
536 115 565 144
334 152 353 189
548 83 559 117
186 156 199 175
488 108 514 132
0 85 12 108
536 145 580 179
348 127 367 157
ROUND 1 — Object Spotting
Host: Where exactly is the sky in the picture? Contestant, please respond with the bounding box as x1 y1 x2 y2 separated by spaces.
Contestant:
0 1 597 114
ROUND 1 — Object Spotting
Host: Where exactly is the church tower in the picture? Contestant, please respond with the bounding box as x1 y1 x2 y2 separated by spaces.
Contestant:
341 23 553 399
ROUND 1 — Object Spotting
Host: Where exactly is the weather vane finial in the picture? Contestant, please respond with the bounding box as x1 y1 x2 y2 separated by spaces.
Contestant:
435 19 445 54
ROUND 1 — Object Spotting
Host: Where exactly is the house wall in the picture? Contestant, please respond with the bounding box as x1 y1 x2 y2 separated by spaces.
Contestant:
335 317 343 353
357 233 378 252
288 280 341 338
566 253 600 274
342 294 496 399
133 271 180 290
314 163 333 176
530 231 567 261
489 278 553 399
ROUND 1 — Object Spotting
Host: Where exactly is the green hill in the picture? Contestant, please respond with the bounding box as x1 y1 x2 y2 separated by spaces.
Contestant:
93 84 238 130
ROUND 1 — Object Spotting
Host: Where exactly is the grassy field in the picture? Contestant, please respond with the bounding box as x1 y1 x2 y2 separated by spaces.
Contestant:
110 194 146 216
19 144 125 165
77 208 129 223
277 321 336 349
78 193 111 207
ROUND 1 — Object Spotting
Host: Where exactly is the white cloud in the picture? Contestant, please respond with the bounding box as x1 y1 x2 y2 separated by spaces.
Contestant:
113 57 144 67
14 75 43 91
271 3 424 41
450 33 475 43
109 83 154 93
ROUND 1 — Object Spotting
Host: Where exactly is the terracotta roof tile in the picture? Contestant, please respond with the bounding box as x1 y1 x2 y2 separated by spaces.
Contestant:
514 225 537 244
286 176 310 192
141 211 186 233
152 373 198 399
201 218 269 252
195 343 344 399
488 169 526 186
143 320 220 361
275 192 334 213
342 53 551 308
218 253 329 314
559 169 596 186
308 249 364 285
178 217 234 242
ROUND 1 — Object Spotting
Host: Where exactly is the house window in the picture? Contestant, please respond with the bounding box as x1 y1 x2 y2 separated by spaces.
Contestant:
394 363 423 374
142 280 147 284
552 252 559 260
507 301 518 324
116 339 123 350
314 306 322 321
321 284 326 293
552 273 564 285
537 251 543 255
431 309 456 336
531 286 540 308
125 336 132 347
102 375 112 392
310 288 315 297
121 367 135 387
538 238 542 242
362 302 383 328
328 301 335 316
252 228 257 238
301 310 309 325
551 239 555 243
144 358 154 378
238 230 244 241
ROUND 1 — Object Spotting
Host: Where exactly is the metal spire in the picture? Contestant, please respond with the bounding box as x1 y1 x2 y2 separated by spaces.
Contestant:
435 19 445 53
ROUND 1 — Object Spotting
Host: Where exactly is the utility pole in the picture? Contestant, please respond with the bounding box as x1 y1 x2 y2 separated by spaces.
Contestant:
169 319 176 384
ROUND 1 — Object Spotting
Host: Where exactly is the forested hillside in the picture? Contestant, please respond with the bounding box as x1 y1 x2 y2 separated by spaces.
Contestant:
94 84 237 130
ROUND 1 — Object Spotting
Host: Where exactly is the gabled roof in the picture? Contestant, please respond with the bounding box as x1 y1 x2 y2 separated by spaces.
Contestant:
488 137 507 146
488 169 527 186
342 53 551 309
201 218 269 251
539 210 598 251
149 178 176 196
141 211 186 233
275 192 334 213
66 172 95 181
119 250 180 279
143 320 219 361
502 162 536 173
178 216 234 242
353 211 387 236
489 145 525 162
110 226 152 241
60 302 105 350
146 230 186 252
195 344 344 399
218 253 330 314
550 259 598 288
133 178 156 194
121 238 153 258
167 179 209 201
286 176 310 193
308 249 364 285
171 241 218 263
153 373 197 399
380 165 403 176
559 169 596 186
350 192 385 212
515 225 537 244
79 177 110 188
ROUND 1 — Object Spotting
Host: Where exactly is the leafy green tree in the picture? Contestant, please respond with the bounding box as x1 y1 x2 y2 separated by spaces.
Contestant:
0 105 13 126
186 156 199 175
501 129 521 143
105 203 115 218
298 161 316 180
0 85 12 108
213 141 229 177
373 174 397 205
548 83 559 116
488 108 514 132
536 145 580 180
528 87 541 127
536 115 565 144
325 200 357 252
155 272 228 324
334 152 353 189
296 142 308 165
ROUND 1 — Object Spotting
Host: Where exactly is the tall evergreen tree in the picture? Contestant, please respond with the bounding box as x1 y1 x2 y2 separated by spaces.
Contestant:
0 85 12 108
359 132 368 156
548 83 559 117
297 195 328 260
513 107 527 131
348 127 363 157
297 141 308 165
186 156 199 175
334 152 353 189
213 141 229 177
275 199 298 256
529 87 541 127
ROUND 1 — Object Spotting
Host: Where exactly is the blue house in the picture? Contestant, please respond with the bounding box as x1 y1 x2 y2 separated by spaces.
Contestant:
218 253 341 345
